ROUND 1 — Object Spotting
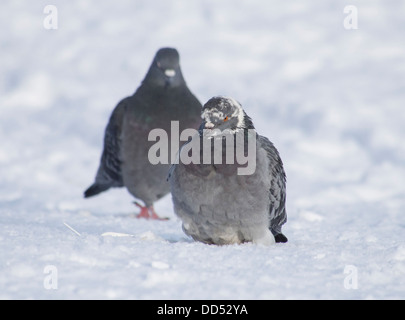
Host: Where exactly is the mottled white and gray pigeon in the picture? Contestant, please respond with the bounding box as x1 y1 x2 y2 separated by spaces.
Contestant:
84 48 202 219
168 96 287 244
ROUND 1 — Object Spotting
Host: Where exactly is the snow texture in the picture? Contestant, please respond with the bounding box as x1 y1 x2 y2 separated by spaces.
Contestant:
1 0 405 299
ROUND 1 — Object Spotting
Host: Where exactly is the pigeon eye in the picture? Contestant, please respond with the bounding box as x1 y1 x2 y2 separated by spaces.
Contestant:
224 116 229 122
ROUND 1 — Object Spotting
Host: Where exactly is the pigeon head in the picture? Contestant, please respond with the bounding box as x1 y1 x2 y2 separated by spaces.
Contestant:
200 96 255 134
143 47 185 88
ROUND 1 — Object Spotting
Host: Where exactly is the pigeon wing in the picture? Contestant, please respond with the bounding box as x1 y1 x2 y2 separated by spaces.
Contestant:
84 99 127 197
258 135 287 235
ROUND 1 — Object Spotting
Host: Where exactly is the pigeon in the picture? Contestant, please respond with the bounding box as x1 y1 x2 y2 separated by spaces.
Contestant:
168 96 287 245
84 48 202 219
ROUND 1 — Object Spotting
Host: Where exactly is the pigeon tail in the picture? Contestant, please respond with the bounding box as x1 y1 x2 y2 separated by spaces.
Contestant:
274 233 288 243
84 183 111 198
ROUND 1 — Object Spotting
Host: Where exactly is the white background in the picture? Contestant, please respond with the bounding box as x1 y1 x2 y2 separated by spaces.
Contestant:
0 0 404 299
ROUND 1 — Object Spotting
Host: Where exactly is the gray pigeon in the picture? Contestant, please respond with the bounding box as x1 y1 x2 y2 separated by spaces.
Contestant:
84 48 202 219
168 96 287 244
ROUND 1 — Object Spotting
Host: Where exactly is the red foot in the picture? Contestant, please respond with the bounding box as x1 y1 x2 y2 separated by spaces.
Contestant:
134 202 150 219
134 202 169 221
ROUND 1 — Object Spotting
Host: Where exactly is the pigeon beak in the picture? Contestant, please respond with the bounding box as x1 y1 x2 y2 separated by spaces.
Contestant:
204 122 214 129
164 69 176 77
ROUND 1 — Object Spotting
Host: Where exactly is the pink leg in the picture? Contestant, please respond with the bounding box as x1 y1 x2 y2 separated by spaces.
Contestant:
148 206 169 221
134 202 169 220
134 202 151 219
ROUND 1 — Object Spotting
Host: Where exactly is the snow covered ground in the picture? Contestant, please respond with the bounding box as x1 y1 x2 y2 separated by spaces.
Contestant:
1 0 404 299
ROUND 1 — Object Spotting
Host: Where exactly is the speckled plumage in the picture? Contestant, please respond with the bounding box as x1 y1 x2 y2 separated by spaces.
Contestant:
168 96 287 245
84 48 202 211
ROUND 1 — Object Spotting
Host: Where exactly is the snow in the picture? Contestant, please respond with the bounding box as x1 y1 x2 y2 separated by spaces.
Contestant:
1 0 405 300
